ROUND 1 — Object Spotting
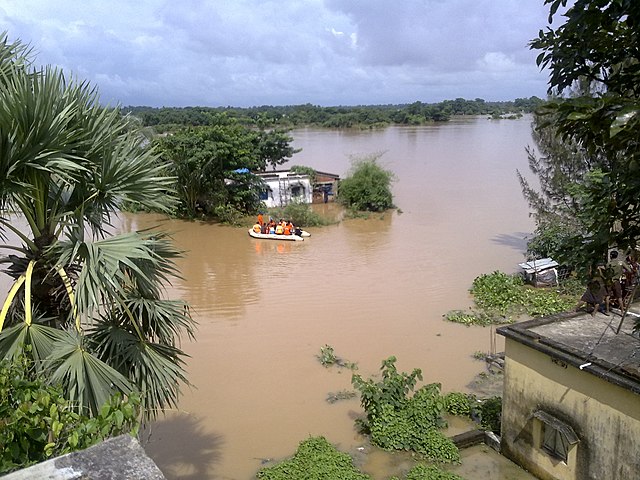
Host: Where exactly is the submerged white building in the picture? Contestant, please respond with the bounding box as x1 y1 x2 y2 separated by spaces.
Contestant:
255 170 339 208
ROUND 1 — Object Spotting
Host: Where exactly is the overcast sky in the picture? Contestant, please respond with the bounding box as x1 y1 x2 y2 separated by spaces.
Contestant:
1 1 557 108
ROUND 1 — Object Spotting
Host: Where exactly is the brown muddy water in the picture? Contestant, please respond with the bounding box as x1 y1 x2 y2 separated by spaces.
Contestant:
131 117 538 479
0 116 537 479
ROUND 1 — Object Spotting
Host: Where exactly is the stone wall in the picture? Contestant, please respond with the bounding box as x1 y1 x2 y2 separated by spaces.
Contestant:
4 435 165 480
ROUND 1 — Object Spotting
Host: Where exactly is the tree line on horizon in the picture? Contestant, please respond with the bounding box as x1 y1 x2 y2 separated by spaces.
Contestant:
123 96 544 130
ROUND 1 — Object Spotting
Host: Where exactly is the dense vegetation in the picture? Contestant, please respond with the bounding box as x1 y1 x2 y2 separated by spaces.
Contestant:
444 271 580 326
123 97 544 131
256 437 369 480
351 356 460 464
153 117 298 219
522 0 640 279
265 202 331 228
0 31 193 432
349 356 504 466
339 154 395 212
0 357 139 474
256 437 464 480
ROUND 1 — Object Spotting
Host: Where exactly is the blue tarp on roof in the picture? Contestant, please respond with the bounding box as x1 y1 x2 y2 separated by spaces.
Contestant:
233 168 250 174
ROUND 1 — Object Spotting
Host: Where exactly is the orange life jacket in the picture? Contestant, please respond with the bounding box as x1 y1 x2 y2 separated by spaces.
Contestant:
253 224 261 233
283 226 291 235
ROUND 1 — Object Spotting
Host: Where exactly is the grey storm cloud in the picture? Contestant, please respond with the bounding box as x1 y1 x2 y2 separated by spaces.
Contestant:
0 0 553 107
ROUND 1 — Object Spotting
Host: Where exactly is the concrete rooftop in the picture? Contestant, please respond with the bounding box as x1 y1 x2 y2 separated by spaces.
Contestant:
498 301 640 395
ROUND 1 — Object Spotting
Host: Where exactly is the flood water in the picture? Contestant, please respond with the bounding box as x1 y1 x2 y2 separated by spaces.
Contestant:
124 116 538 479
91 117 538 478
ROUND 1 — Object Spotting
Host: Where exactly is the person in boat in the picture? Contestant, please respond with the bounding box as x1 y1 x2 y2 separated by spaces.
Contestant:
283 222 292 235
261 222 269 234
286 220 300 236
257 213 264 227
275 222 284 235
252 223 261 234
269 221 276 234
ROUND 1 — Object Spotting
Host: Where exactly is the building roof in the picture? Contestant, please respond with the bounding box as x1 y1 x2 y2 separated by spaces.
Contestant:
498 302 640 395
518 257 559 274
253 169 339 179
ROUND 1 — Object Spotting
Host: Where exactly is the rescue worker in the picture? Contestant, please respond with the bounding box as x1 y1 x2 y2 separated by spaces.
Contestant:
252 223 261 234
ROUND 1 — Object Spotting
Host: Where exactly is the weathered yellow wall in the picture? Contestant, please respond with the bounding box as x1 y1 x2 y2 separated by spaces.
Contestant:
501 339 640 480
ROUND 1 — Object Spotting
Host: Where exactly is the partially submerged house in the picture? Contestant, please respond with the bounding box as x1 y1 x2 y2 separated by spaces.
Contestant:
312 171 340 204
255 170 339 208
497 305 640 480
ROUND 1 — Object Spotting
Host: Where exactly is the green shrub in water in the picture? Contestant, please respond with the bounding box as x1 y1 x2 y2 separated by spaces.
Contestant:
443 392 474 417
256 436 370 480
318 344 338 366
470 271 525 315
446 271 581 324
351 357 460 464
479 396 502 434
268 202 329 227
403 464 465 480
338 154 395 212
443 310 500 327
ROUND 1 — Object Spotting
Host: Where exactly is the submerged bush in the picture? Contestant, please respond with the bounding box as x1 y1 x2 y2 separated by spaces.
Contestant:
351 357 460 464
443 310 498 327
402 463 465 480
471 271 526 315
445 271 580 325
267 202 330 227
443 392 474 417
479 396 502 434
256 436 370 480
339 154 395 212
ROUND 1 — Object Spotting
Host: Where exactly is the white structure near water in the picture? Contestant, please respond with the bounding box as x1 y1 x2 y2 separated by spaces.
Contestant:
255 170 313 208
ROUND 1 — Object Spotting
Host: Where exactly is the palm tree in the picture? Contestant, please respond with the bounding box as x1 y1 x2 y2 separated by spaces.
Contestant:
0 33 194 418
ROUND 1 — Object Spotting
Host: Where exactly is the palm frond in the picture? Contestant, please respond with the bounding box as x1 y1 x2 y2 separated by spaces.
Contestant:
53 230 189 326
122 297 194 344
0 321 68 367
88 322 189 419
0 32 33 87
46 331 134 416
126 231 185 297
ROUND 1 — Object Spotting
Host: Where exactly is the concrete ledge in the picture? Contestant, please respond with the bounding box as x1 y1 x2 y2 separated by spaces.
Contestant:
451 429 485 448
4 435 165 480
451 429 501 453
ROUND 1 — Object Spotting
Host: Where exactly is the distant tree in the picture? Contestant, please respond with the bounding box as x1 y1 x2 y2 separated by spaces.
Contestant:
338 154 395 212
530 0 640 268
